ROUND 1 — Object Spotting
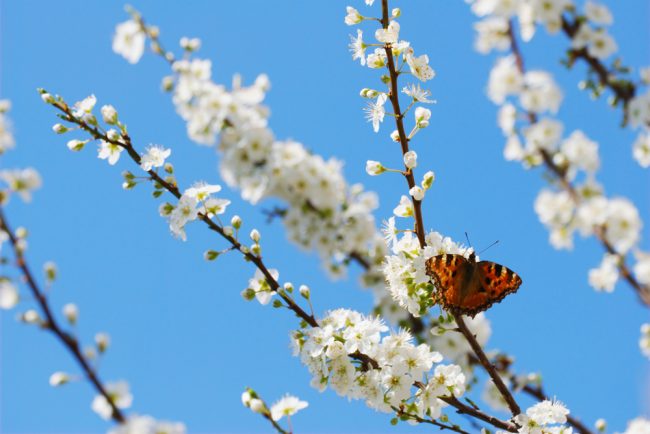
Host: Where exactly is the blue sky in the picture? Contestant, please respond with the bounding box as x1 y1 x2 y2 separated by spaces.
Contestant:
1 1 649 433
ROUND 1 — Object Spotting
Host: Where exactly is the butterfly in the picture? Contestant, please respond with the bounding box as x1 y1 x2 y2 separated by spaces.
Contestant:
425 252 522 317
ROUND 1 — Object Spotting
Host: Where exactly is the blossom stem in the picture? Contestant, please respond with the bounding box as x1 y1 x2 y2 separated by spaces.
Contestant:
380 0 521 418
0 207 126 424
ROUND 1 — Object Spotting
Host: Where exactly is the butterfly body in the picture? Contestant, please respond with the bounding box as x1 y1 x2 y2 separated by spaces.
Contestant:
425 252 522 317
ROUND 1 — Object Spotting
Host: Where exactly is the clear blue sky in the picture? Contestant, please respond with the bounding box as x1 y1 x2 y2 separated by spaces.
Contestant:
1 1 649 433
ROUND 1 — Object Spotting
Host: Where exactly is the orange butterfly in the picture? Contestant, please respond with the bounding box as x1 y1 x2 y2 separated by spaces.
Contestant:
425 252 522 317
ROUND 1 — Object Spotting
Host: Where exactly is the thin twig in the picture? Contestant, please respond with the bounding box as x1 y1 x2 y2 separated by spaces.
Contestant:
0 207 126 424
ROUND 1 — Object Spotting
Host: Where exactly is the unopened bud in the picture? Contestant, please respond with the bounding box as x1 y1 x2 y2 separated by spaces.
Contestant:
63 303 78 325
52 124 68 134
204 250 220 261
49 371 70 387
299 285 310 299
250 229 261 243
95 333 110 353
231 215 242 230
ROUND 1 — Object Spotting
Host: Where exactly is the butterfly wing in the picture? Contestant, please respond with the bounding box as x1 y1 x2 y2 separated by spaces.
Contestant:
458 261 522 317
426 255 523 317
426 254 471 310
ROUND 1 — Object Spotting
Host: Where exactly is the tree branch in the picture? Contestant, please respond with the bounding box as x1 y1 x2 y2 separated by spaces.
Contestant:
0 207 126 424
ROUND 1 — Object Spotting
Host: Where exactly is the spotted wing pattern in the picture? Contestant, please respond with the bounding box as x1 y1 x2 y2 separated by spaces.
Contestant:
426 254 523 317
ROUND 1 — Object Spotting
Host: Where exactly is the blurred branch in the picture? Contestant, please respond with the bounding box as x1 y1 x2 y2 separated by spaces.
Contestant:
507 20 650 307
0 206 126 424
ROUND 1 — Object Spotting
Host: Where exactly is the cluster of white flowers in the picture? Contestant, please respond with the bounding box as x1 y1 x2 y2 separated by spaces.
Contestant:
291 308 465 421
0 100 42 203
159 182 230 241
382 226 472 317
467 6 649 295
620 417 650 434
503 399 571 434
113 23 384 281
91 381 133 420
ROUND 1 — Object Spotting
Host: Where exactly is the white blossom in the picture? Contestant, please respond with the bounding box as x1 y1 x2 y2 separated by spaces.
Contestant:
349 29 366 65
585 1 613 26
588 253 619 292
91 381 133 420
405 49 435 82
270 395 308 421
112 20 145 64
140 145 171 171
364 94 387 132
488 56 523 104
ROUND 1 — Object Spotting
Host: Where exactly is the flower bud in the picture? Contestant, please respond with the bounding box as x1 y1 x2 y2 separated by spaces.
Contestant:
101 105 119 125
403 150 417 169
49 371 70 387
43 262 57 282
365 160 385 176
106 129 121 141
66 139 87 152
390 130 400 142
52 124 68 134
422 170 435 190
409 186 424 201
241 288 256 301
21 309 41 324
249 398 266 414
595 419 606 432
251 244 261 256
231 215 242 230
95 333 110 353
415 107 431 128
204 250 220 261
250 229 261 243
41 93 55 104
0 280 18 309
283 282 294 293
162 76 174 92
272 299 283 308
84 346 97 360
391 8 401 17
15 227 27 239
63 303 78 325
241 390 252 406
299 284 310 299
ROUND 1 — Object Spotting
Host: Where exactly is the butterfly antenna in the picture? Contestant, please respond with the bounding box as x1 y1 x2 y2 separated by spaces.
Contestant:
464 232 473 248
478 240 500 255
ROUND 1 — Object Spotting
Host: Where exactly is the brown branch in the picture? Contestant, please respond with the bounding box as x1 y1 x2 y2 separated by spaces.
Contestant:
560 16 636 112
391 405 472 434
49 98 319 329
380 0 521 418
0 207 126 424
440 396 518 433
507 20 650 307
46 92 521 434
